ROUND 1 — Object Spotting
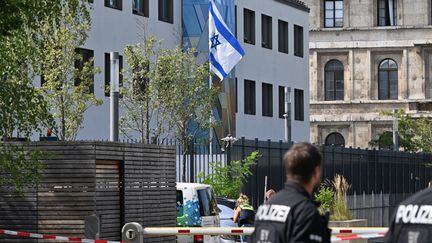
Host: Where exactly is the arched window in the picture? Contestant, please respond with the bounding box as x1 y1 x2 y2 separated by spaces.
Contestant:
325 60 344 101
378 58 398 100
325 132 345 146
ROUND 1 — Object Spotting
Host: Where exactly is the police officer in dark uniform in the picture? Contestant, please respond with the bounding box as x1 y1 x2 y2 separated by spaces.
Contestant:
249 143 331 243
384 187 432 243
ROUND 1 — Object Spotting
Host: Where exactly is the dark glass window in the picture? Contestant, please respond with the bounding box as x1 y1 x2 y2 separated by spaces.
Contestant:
133 0 148 17
278 86 285 118
325 132 345 146
104 53 123 97
75 48 94 94
324 0 343 27
325 60 344 101
278 20 288 54
261 14 272 49
378 58 398 100
159 0 173 24
105 0 122 10
294 89 304 121
244 9 255 45
294 25 303 58
378 0 397 26
262 83 273 117
244 80 256 115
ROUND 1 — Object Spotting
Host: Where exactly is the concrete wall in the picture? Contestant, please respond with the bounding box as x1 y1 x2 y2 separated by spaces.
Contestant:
235 0 310 142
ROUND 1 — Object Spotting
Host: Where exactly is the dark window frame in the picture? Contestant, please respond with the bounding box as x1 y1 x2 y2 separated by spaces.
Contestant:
278 19 288 54
294 25 304 58
324 0 344 28
158 0 174 24
261 14 272 49
377 0 397 26
243 8 256 45
278 86 285 119
104 53 123 97
294 89 304 121
378 58 398 100
244 79 256 115
324 59 344 101
105 0 123 10
262 82 273 117
74 48 95 94
133 0 149 17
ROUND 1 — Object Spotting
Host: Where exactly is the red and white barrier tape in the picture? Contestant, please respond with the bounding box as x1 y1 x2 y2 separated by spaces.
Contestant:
0 229 124 243
332 232 386 242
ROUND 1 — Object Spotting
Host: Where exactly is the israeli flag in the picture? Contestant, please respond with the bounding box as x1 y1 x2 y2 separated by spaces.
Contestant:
209 0 245 80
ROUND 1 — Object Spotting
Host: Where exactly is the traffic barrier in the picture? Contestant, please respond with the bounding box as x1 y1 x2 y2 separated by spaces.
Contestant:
0 229 124 243
331 227 388 235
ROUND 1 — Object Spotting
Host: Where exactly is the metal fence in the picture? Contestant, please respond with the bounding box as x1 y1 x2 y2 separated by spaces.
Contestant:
167 138 432 210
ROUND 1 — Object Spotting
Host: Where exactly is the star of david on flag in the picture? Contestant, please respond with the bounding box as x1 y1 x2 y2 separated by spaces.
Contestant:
209 0 245 80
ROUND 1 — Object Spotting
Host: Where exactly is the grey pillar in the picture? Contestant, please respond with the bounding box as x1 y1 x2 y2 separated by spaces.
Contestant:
122 222 144 243
393 109 399 151
284 87 292 142
110 52 119 142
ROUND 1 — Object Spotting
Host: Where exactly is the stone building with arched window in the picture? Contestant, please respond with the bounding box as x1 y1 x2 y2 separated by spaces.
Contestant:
303 0 432 148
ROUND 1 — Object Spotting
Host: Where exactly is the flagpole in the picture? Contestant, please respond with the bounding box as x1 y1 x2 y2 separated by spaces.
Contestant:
208 1 213 158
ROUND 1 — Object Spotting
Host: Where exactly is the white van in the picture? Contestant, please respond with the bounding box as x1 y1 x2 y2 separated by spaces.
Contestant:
176 183 220 243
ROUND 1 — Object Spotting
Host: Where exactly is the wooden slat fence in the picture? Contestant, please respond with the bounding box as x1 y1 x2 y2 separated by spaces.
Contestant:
0 142 176 243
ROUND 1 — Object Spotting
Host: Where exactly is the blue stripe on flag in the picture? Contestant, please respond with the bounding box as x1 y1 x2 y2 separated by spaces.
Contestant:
209 3 245 56
209 53 228 78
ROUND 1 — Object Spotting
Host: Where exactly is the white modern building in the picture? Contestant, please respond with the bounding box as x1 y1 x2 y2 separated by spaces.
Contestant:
39 0 310 142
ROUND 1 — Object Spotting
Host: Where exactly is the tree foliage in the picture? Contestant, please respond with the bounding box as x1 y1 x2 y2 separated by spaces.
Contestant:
370 110 432 152
38 2 101 140
197 151 260 199
121 37 166 143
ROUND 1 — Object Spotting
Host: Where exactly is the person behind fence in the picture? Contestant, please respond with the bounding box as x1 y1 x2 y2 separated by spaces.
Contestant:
384 186 432 243
249 142 331 243
233 193 255 241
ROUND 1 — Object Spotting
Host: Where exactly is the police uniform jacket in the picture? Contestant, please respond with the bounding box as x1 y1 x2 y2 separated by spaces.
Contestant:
384 187 432 243
249 181 331 243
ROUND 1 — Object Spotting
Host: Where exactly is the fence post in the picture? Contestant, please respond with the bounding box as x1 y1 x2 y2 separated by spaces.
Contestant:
122 222 143 243
189 139 195 183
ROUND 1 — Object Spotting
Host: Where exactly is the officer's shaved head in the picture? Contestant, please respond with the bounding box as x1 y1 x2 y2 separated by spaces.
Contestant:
284 143 322 184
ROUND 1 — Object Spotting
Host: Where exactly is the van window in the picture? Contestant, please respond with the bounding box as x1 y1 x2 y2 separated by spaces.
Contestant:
176 190 184 215
197 188 218 216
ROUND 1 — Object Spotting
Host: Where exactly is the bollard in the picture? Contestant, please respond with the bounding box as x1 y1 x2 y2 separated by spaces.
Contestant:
122 222 144 243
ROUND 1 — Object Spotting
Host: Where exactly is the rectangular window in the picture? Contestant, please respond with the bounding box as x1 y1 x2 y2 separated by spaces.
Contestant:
104 53 123 97
75 48 94 94
261 14 272 49
278 86 285 118
159 0 173 24
235 78 238 113
278 20 288 53
294 89 304 121
244 79 256 115
294 25 304 58
105 0 122 10
324 0 343 27
133 0 148 17
378 0 397 26
244 8 255 45
262 83 273 117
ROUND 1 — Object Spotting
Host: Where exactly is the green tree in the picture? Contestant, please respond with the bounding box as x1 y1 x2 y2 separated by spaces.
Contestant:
370 110 432 152
120 37 167 143
153 47 219 182
198 151 260 199
38 3 101 140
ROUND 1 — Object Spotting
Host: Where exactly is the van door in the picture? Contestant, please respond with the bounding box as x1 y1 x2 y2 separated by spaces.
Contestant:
197 188 220 243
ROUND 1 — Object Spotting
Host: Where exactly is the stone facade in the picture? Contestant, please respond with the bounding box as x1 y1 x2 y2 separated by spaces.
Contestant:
303 0 432 148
